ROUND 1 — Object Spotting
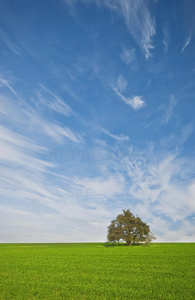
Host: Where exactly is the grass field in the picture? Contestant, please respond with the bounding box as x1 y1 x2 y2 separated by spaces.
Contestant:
0 243 194 299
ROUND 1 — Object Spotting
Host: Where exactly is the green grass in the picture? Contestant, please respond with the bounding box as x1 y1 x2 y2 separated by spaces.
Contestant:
0 243 194 299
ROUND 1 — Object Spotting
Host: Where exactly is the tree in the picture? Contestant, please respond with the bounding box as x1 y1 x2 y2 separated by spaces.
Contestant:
107 209 155 246
107 220 122 245
145 231 156 245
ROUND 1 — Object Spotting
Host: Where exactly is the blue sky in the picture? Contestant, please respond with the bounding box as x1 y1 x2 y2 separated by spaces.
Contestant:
0 0 195 242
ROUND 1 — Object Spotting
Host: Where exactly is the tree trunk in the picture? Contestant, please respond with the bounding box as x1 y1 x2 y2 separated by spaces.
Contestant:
127 241 131 246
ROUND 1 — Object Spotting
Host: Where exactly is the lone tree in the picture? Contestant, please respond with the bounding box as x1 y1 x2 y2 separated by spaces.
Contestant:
107 209 156 246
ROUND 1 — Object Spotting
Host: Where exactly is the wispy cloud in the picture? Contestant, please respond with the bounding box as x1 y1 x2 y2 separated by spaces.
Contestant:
93 139 107 148
159 123 194 150
0 125 53 174
43 122 83 143
120 47 137 65
113 87 145 110
61 0 156 59
73 175 125 199
0 77 83 144
0 126 88 231
102 0 156 59
162 25 169 53
179 123 194 146
116 74 128 92
37 84 72 116
0 202 114 242
0 125 46 154
0 28 21 55
1 125 194 242
0 125 122 242
118 147 195 241
181 36 191 53
0 76 23 103
161 95 177 125
100 127 129 141
22 105 83 144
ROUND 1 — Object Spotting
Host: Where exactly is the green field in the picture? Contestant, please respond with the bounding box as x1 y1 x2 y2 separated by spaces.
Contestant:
0 243 194 299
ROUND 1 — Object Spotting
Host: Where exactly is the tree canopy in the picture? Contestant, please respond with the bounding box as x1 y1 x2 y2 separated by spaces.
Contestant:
107 209 156 246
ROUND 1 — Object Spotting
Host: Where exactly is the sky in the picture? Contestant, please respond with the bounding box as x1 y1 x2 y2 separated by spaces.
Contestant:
0 0 195 243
